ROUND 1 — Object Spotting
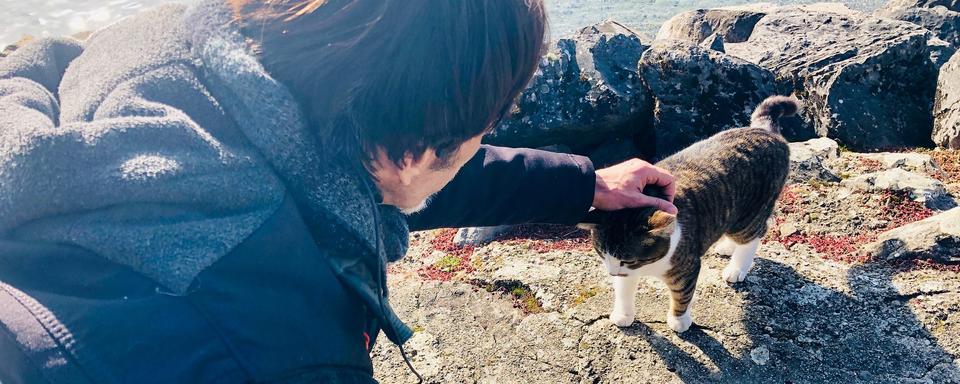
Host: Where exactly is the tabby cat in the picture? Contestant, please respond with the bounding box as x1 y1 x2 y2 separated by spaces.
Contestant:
579 96 797 332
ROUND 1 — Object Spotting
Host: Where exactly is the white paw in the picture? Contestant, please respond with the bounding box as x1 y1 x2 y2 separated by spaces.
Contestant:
609 312 635 327
722 266 750 283
667 312 692 333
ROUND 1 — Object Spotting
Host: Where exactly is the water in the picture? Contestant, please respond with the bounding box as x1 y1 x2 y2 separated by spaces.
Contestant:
2 0 887 46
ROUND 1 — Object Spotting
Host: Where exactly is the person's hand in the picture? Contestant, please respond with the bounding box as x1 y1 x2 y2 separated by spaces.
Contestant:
592 158 677 213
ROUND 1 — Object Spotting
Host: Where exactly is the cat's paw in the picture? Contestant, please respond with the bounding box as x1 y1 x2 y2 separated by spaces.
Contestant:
609 312 635 327
721 266 749 283
667 312 692 333
713 237 738 256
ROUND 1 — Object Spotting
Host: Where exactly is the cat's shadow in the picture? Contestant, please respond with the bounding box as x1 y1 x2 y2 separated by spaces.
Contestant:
618 259 958 383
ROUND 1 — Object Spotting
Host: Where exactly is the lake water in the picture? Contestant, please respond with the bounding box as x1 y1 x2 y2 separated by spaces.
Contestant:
1 0 886 46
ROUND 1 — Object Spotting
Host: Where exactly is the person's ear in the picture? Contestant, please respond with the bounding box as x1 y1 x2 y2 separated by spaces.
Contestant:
396 150 433 186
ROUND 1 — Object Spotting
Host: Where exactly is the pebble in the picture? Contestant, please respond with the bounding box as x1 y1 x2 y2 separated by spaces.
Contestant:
750 345 771 365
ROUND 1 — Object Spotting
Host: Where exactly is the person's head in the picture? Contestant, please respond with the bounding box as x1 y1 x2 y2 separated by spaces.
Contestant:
230 0 547 212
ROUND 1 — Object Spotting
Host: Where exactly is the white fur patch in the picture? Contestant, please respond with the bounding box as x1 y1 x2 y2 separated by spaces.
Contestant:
721 237 760 283
606 224 683 328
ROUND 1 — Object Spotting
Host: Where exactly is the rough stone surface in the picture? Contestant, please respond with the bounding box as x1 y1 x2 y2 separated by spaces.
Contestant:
485 20 653 152
877 0 960 49
859 152 943 174
934 51 960 149
638 39 809 158
454 226 515 247
841 168 956 210
866 207 960 263
656 8 768 44
788 137 842 183
726 8 939 151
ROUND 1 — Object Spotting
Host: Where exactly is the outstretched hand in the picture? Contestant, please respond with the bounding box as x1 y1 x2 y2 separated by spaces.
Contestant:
592 158 678 214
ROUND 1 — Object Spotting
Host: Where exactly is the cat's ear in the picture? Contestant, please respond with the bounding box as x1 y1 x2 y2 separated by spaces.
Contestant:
576 209 604 230
648 211 677 231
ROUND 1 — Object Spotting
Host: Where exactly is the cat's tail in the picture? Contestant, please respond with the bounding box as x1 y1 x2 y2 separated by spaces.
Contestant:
750 96 800 134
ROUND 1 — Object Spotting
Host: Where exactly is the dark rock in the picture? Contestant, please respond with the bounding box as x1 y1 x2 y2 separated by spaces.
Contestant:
726 8 939 151
637 39 806 158
700 33 726 53
656 8 767 44
588 137 642 168
865 207 960 264
485 20 653 152
877 0 960 48
934 51 960 148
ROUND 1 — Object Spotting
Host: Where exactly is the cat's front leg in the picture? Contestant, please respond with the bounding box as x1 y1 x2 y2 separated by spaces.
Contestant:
663 263 699 333
609 273 642 327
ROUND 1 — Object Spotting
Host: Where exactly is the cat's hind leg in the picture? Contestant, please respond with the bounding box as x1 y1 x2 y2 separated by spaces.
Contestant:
721 237 761 283
609 272 642 327
712 235 738 256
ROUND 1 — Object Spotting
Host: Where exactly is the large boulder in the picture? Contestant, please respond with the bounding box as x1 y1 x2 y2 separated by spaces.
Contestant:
865 206 960 264
876 0 960 49
934 51 960 148
637 39 808 158
656 8 768 44
485 21 653 152
726 8 940 151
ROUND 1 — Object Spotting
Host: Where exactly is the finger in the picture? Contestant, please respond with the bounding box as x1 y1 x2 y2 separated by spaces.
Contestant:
635 194 679 214
644 166 677 202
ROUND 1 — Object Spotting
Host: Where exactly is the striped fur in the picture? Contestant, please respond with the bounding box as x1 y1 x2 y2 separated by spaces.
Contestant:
585 96 797 332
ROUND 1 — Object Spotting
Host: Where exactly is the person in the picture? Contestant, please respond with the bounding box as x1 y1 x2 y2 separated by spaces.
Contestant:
0 0 675 382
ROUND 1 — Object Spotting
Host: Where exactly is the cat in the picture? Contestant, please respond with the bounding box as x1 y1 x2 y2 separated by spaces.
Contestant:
579 96 798 333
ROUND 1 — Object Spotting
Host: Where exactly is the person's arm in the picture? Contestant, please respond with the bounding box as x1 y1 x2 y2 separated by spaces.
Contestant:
406 145 596 230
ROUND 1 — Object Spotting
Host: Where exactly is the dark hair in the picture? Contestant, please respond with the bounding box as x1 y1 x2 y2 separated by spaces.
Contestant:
231 0 548 165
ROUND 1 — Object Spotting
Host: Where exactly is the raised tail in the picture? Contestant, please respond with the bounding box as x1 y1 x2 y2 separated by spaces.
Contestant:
750 96 801 134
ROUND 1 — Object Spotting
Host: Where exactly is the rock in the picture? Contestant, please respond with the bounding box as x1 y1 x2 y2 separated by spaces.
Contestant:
865 207 960 263
588 137 642 168
933 51 960 148
453 226 514 247
750 345 771 365
699 33 726 52
876 0 960 48
637 39 806 158
1 35 34 58
779 221 800 237
858 152 942 173
927 36 958 68
841 168 956 210
656 8 768 44
486 20 653 152
788 137 841 183
726 8 939 151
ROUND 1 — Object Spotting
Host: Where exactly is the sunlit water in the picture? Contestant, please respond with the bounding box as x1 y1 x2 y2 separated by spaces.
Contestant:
2 0 886 46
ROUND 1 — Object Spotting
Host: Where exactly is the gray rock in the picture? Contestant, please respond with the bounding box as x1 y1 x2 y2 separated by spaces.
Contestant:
788 137 842 183
934 51 960 148
927 36 958 68
699 33 726 52
656 8 767 44
726 8 939 151
638 39 808 157
877 0 960 48
453 226 514 247
866 207 960 263
486 20 653 152
858 152 942 173
841 168 956 210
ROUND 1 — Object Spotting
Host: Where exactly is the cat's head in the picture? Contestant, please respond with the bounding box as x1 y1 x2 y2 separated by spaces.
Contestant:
578 208 678 276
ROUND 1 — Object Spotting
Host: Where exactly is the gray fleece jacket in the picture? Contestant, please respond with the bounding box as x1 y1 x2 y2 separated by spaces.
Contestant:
0 0 412 345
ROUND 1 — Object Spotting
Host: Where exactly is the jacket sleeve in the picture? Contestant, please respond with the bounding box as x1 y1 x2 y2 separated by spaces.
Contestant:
406 145 596 231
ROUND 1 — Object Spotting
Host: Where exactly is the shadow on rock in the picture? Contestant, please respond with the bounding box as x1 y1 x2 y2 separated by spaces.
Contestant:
625 259 959 383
